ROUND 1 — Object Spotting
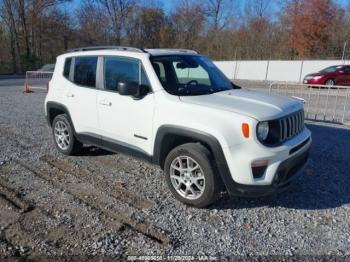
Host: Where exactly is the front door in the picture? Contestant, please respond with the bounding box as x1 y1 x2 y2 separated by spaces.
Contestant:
97 56 154 155
344 66 350 85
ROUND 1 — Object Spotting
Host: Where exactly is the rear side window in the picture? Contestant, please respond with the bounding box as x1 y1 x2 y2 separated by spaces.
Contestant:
104 57 150 92
73 56 97 87
63 58 72 79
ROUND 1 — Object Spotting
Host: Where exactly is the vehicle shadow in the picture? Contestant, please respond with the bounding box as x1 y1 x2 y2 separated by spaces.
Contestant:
213 123 350 210
79 146 114 156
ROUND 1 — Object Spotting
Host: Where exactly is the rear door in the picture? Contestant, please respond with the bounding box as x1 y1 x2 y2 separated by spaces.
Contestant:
96 56 155 155
63 56 99 135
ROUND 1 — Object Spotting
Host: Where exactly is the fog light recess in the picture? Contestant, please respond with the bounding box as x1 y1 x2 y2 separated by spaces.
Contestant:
251 160 268 179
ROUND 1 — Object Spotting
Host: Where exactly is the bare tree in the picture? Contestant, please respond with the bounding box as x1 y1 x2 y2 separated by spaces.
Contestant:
1 0 22 73
245 0 271 19
97 0 135 45
1 0 350 74
205 0 234 31
170 0 205 50
125 6 164 47
77 0 111 45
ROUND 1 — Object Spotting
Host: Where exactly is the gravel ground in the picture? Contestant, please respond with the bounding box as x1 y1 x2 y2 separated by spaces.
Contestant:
1 81 350 259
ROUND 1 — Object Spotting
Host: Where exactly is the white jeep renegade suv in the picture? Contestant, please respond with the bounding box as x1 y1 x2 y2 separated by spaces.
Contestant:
45 46 312 207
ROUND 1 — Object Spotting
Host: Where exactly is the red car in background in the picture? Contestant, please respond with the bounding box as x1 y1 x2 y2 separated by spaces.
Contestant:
303 65 350 86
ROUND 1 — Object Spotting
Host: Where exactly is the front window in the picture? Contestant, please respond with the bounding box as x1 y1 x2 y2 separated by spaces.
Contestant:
151 55 239 96
103 56 150 93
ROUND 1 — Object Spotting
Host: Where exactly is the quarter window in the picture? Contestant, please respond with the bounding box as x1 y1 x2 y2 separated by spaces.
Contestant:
63 58 72 79
73 56 97 87
152 62 166 82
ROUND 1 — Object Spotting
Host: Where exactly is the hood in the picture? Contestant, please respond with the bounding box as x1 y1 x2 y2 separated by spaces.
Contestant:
179 89 302 121
307 72 323 77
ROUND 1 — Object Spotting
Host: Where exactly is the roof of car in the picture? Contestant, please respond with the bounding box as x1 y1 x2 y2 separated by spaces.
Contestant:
145 49 198 56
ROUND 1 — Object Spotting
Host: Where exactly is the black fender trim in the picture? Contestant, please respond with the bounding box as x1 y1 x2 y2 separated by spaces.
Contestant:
46 102 74 129
153 125 236 194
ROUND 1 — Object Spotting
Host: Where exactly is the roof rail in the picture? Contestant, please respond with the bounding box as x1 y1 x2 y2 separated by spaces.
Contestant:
146 48 198 54
66 46 147 53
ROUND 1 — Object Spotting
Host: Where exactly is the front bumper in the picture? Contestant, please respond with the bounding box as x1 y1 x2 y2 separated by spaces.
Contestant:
303 78 324 85
227 144 309 197
220 128 311 197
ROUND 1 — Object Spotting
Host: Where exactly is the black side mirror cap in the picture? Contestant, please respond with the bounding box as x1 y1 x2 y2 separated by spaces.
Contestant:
117 81 139 97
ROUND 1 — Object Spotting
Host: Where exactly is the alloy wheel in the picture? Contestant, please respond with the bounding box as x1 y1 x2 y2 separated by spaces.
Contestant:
54 120 70 150
169 156 205 200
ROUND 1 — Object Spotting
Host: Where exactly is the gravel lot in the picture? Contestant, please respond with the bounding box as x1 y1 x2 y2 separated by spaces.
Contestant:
1 79 350 259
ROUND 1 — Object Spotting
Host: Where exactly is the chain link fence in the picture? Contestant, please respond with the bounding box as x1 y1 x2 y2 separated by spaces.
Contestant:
23 71 53 93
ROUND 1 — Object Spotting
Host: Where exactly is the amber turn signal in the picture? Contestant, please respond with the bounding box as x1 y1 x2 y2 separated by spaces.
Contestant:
241 123 249 138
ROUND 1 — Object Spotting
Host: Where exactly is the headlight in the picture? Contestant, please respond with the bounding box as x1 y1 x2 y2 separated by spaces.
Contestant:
305 75 322 80
257 121 269 141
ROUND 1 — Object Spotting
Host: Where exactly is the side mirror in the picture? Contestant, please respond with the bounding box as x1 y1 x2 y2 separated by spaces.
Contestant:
117 81 139 97
339 70 345 74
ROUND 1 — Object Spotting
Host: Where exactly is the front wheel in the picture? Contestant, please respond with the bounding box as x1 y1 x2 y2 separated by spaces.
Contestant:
325 79 335 86
164 143 219 208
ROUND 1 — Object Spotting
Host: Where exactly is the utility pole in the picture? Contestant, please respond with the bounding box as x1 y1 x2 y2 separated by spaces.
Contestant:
341 41 347 62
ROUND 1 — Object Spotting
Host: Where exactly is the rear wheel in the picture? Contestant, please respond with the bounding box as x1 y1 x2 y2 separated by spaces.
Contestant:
164 143 219 208
52 114 82 155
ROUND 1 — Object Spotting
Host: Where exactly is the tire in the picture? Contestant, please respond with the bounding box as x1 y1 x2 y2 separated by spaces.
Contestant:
325 79 335 86
164 143 219 208
52 114 82 155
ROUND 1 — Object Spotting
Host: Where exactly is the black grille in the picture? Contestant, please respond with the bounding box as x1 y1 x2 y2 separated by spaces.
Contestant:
278 110 305 142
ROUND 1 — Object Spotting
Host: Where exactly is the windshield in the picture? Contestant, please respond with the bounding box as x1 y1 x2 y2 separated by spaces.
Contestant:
150 55 239 96
320 66 341 73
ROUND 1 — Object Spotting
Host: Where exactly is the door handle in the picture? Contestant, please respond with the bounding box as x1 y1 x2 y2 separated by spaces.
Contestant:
66 92 75 98
99 100 112 106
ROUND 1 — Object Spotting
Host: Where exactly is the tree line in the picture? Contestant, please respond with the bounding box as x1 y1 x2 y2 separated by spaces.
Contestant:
0 0 349 74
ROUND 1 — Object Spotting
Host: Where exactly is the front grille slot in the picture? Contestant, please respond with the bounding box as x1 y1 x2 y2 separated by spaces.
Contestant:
290 137 310 155
278 110 304 143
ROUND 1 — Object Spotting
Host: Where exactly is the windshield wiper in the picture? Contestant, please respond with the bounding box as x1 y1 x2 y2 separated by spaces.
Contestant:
231 83 242 89
206 88 230 94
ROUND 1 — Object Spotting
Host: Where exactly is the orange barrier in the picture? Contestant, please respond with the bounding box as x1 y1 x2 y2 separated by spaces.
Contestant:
22 82 29 93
